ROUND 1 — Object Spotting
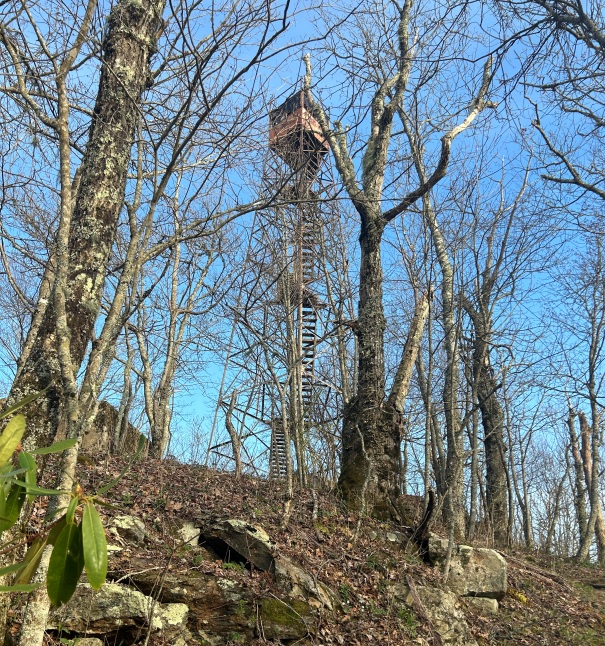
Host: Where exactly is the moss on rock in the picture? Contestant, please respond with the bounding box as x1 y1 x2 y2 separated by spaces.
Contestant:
259 597 314 641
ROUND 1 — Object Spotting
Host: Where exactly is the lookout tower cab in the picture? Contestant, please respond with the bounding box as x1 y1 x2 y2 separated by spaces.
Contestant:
269 90 329 181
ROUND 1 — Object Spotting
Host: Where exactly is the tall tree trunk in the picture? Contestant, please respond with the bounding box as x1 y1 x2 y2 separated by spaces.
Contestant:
416 352 447 499
423 193 464 537
339 216 400 517
576 410 605 562
224 391 242 478
462 287 509 546
304 19 492 520
5 0 166 449
467 405 480 541
567 406 588 544
475 348 508 544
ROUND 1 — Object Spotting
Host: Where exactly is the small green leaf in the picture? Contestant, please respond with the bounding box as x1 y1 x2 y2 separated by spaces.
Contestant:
96 461 133 496
0 562 26 577
0 583 41 593
8 480 67 496
15 537 47 585
47 522 84 607
0 463 15 477
82 502 107 590
66 496 78 525
0 485 25 533
30 438 78 456
136 433 147 457
92 498 122 511
0 415 26 464
18 451 36 503
0 468 28 480
15 517 67 585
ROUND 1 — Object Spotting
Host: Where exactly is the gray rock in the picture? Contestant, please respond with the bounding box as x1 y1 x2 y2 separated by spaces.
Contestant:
275 556 339 611
109 515 147 545
50 583 188 639
389 583 478 646
465 597 499 615
258 597 315 641
178 520 201 545
427 534 507 599
72 640 104 646
200 518 276 572
130 564 256 641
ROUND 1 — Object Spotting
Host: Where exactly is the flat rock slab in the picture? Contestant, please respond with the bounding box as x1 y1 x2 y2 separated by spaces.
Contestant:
200 519 276 572
50 583 188 639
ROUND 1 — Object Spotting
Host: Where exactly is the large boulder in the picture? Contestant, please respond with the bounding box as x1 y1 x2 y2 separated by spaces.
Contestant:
131 566 256 641
427 534 507 600
200 519 276 572
198 518 338 611
129 557 320 643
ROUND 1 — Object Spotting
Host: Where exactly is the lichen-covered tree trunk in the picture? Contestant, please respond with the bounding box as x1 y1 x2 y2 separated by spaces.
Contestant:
6 0 165 449
339 216 401 518
420 193 464 537
416 352 447 498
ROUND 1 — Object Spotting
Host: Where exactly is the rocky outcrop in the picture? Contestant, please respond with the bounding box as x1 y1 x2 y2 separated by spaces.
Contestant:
275 555 340 611
465 596 499 615
50 583 189 642
427 533 508 601
129 565 258 643
44 516 334 645
129 559 318 644
41 514 510 645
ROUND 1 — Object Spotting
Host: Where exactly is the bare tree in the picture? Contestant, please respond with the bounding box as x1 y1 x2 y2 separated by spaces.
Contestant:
304 0 494 518
551 232 605 563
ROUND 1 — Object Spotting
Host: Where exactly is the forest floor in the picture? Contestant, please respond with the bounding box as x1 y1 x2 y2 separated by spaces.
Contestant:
29 454 605 645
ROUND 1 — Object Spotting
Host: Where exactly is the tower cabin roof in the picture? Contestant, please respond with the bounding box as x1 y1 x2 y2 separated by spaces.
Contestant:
269 90 330 164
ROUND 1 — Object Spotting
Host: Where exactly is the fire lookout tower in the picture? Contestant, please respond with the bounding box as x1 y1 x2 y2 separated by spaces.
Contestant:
267 90 330 480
